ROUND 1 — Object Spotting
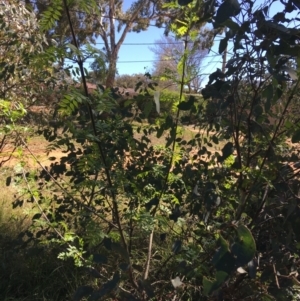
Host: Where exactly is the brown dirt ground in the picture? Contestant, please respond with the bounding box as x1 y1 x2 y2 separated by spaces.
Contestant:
1 139 63 169
0 124 219 169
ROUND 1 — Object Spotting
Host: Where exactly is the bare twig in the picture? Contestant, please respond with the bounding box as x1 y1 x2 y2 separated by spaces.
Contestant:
236 78 300 221
273 263 280 289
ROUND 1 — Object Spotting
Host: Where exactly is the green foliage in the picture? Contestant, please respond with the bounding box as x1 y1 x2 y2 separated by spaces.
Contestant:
3 0 300 300
39 0 63 31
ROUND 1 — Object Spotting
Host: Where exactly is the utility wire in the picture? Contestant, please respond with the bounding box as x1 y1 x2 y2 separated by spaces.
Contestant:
93 40 223 46
28 1 169 29
95 42 192 45
64 53 222 64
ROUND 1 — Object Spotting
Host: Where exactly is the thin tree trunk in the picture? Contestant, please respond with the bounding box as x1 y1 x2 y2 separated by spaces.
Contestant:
106 52 117 88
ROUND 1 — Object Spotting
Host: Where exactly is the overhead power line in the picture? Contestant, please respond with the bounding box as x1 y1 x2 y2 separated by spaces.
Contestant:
28 1 169 29
94 40 223 45
64 53 222 64
95 42 192 45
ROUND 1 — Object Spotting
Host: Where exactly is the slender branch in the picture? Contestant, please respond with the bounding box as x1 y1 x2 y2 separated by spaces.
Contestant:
21 169 107 279
62 0 137 288
143 228 154 280
19 135 118 229
143 37 189 281
236 78 300 221
115 0 149 52
109 0 116 53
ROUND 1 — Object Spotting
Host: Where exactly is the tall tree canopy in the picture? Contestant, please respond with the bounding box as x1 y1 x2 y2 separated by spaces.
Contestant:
34 0 167 87
1 0 52 105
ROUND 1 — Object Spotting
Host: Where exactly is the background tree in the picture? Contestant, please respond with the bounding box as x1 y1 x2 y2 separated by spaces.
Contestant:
34 0 167 87
94 0 165 87
115 73 147 88
87 48 108 84
1 0 53 105
150 34 208 92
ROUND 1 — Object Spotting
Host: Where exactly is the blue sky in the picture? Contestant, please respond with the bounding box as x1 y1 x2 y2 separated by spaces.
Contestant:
81 0 298 86
102 22 223 86
111 25 165 75
113 0 223 81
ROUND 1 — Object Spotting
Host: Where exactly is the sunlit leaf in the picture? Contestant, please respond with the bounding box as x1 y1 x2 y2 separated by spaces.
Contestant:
231 225 256 266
